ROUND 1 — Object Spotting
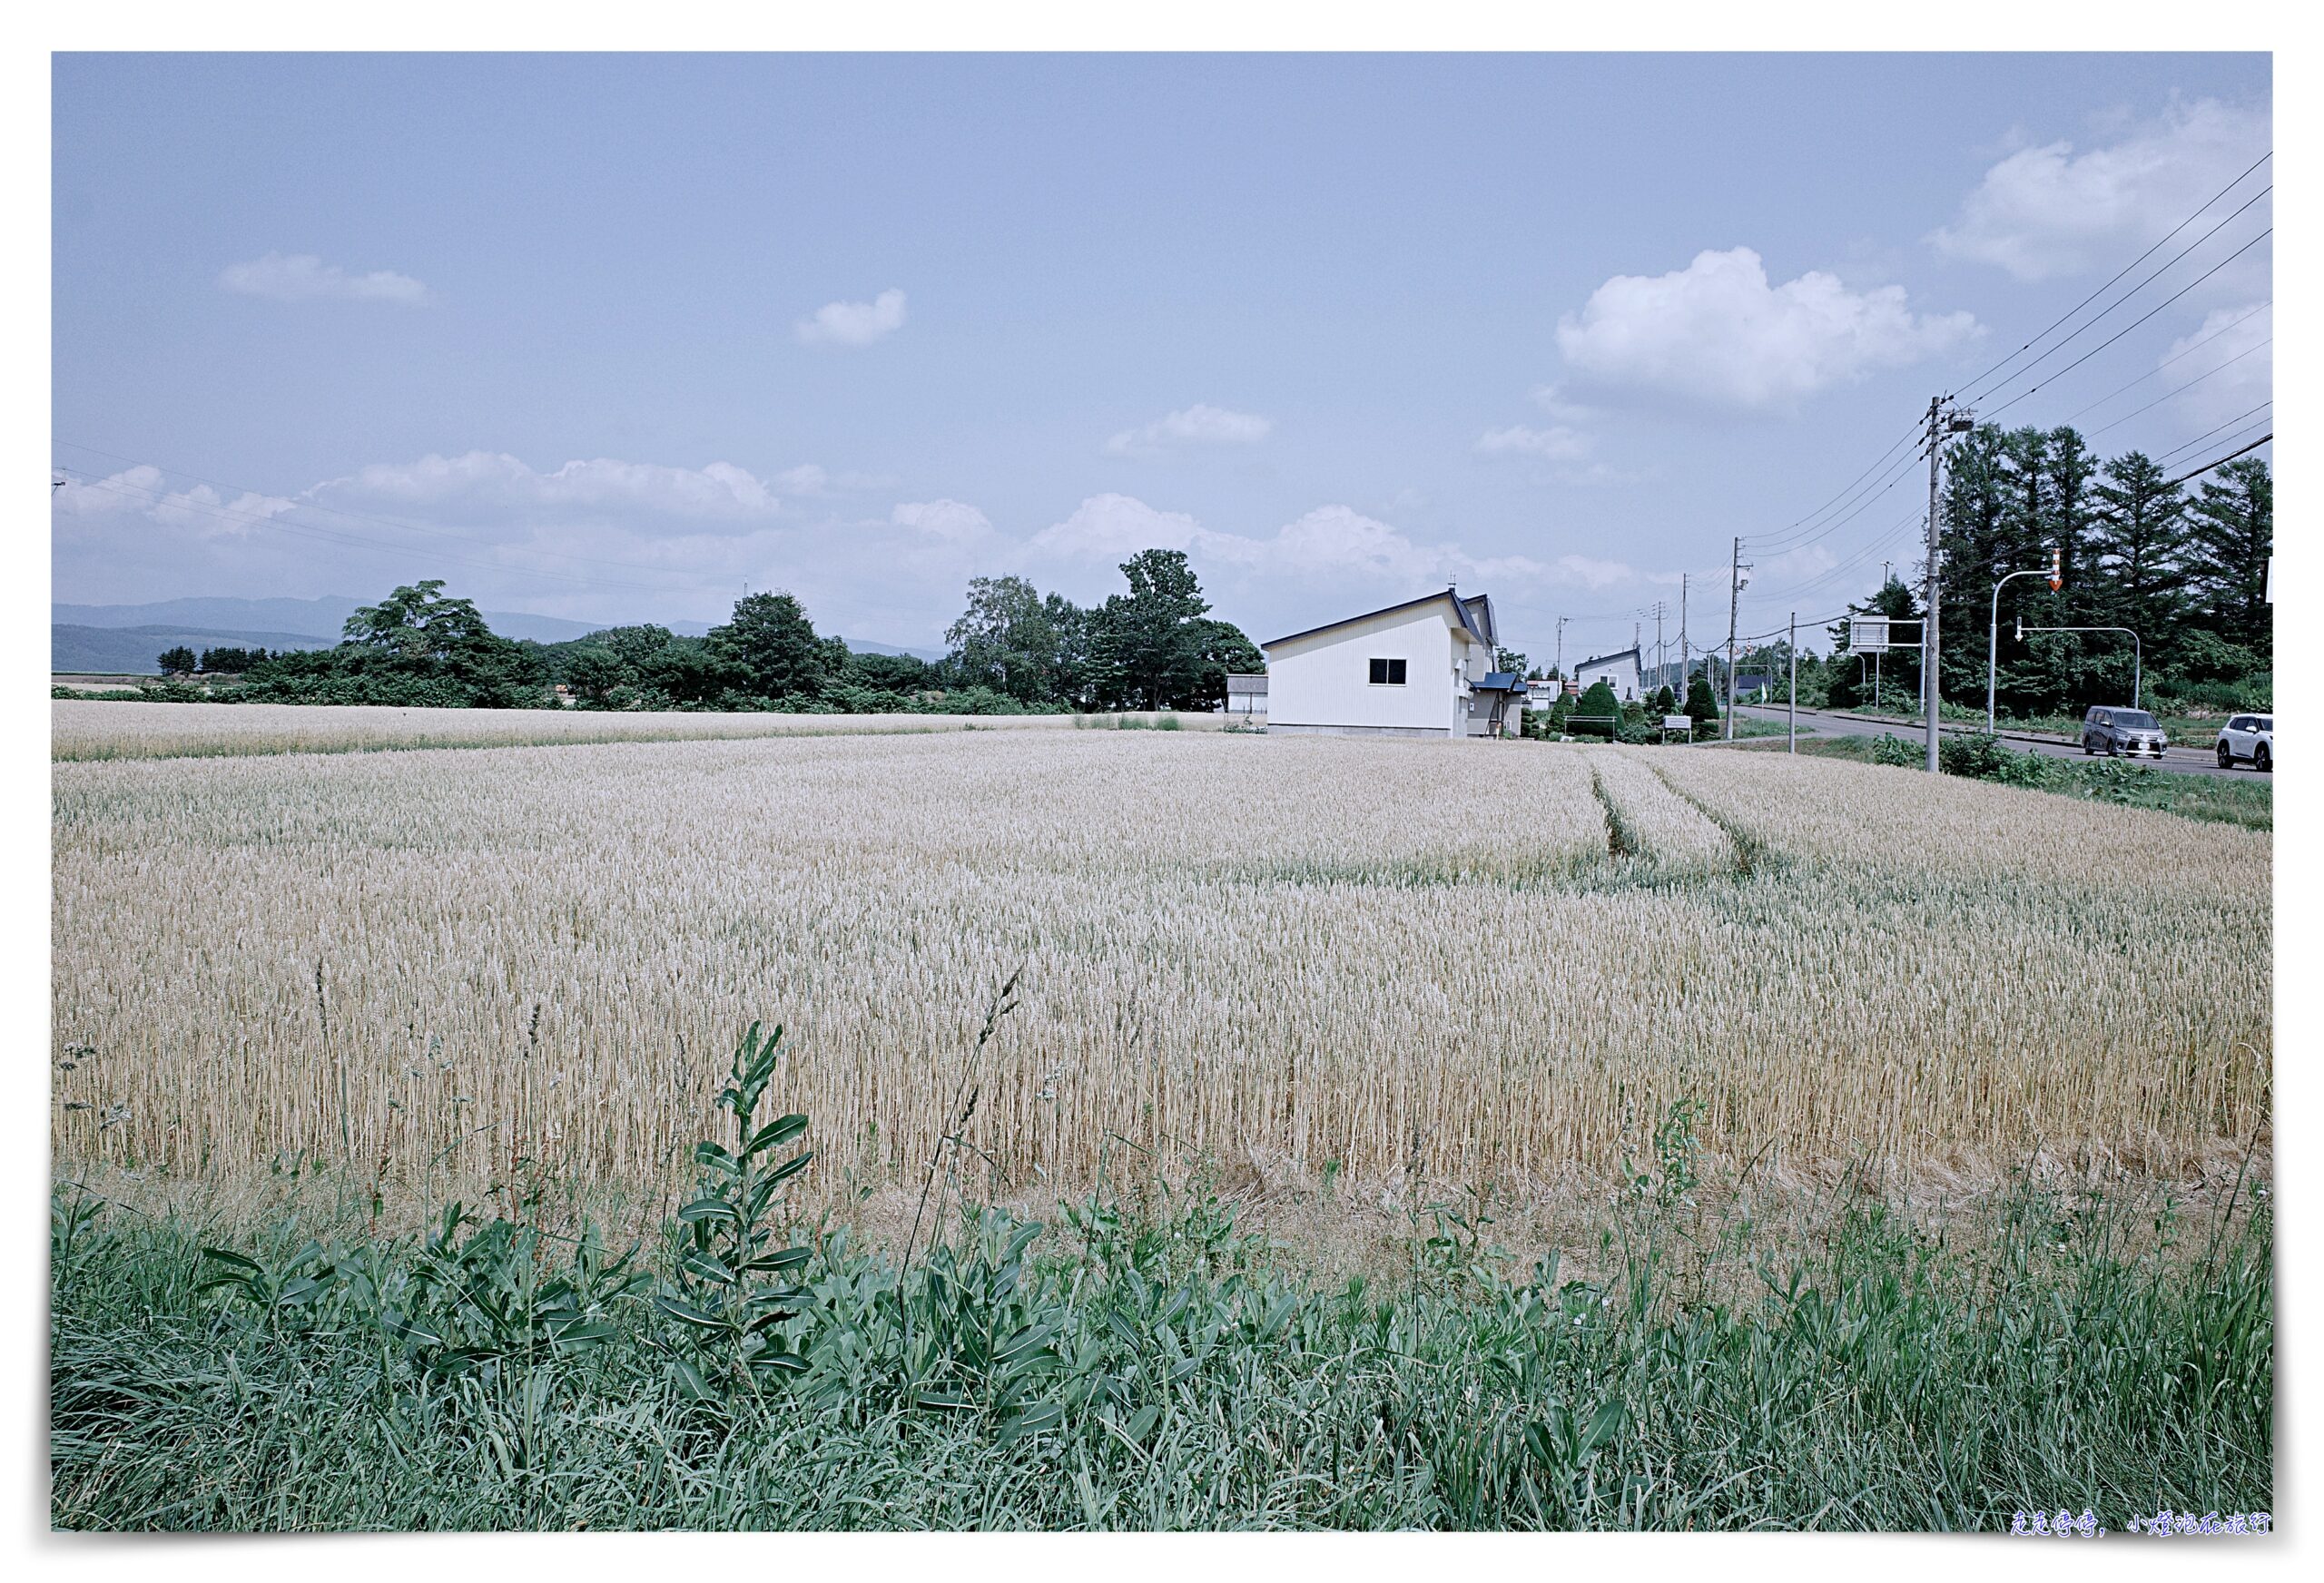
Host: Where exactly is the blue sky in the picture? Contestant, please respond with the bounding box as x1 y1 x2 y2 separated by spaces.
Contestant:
52 53 2271 659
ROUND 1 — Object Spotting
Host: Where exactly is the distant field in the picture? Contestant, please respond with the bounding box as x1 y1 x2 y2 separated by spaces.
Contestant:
52 723 2270 1201
49 699 1243 761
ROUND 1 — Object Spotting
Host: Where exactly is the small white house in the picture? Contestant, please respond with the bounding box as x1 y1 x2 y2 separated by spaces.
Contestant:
1261 587 1527 738
1571 646 1645 703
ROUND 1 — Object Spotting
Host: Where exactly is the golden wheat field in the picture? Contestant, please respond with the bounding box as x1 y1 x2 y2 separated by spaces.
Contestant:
49 699 1234 762
51 706 2270 1203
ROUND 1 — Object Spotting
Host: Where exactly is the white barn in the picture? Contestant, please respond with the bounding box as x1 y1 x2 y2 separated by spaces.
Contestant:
1571 645 1645 703
1261 588 1527 738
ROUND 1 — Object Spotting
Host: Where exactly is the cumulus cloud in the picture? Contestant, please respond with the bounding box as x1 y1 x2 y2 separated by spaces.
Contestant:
1026 494 1208 561
1024 495 1633 598
1473 425 1592 461
1555 247 1978 412
891 499 993 542
794 288 907 347
2155 302 2273 430
219 252 431 305
54 464 301 540
1931 100 2271 281
319 452 782 523
1103 404 1273 457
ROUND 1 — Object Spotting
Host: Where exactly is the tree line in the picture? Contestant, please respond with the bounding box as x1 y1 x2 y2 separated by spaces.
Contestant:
139 549 1263 714
1697 430 2270 721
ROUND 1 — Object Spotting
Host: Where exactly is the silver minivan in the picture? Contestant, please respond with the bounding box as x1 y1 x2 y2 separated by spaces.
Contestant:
2215 713 2273 772
2083 706 2167 759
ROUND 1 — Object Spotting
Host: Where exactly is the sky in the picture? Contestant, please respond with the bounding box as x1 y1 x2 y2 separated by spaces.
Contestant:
51 53 2272 662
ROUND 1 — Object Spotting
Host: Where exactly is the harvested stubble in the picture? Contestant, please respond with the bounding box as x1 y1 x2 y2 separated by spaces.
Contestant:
49 700 1223 762
51 725 2270 1201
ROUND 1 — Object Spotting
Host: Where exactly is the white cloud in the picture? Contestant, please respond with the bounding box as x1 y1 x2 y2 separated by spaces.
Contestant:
2156 302 2273 430
54 465 299 540
891 499 993 542
1931 100 2270 281
1024 495 1632 597
1103 404 1274 457
219 252 430 305
794 288 906 347
1026 494 1208 561
1555 247 1978 412
1529 384 1596 422
1474 424 1592 461
320 452 782 523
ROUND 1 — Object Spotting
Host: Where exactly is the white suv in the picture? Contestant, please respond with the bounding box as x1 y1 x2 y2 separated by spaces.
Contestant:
2215 713 2273 772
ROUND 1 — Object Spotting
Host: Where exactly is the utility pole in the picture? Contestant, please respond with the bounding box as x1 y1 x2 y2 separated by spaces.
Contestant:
1724 536 1747 741
1555 616 1567 686
1652 602 1666 700
1679 575 1689 702
1922 396 1944 774
1787 612 1797 754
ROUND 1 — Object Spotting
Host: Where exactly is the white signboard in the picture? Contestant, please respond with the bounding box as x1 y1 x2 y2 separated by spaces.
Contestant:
1851 615 1890 654
1661 715 1692 733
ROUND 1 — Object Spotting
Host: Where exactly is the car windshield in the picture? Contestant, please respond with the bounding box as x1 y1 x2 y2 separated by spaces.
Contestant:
2114 712 2156 729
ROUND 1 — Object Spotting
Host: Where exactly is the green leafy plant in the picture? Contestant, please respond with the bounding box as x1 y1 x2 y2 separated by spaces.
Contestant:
646 1020 817 1401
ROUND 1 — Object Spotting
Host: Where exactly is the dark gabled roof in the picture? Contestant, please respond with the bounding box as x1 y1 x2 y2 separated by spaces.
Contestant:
1574 646 1640 671
1479 672 1524 690
1264 587 1492 652
1459 593 1495 648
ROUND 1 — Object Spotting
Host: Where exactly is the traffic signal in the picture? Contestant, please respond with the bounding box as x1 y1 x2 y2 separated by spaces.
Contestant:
2048 546 2063 592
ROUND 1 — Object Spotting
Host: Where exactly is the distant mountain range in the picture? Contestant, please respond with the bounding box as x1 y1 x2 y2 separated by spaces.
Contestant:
53 596 944 673
54 624 340 675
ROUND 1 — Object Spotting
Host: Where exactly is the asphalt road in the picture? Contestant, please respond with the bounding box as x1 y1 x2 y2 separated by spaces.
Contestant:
1730 703 2257 780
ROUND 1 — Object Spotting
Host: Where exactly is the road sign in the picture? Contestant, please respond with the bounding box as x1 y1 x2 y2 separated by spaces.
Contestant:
1851 615 1890 654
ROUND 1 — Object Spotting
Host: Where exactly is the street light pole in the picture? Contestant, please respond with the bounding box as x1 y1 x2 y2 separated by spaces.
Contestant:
1987 554 2057 733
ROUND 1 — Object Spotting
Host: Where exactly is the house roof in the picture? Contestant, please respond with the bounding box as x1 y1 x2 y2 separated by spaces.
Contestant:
1263 587 1493 652
1479 672 1525 691
1574 646 1640 672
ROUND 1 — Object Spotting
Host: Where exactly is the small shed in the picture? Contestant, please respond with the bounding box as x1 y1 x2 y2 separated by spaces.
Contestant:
1225 673 1268 714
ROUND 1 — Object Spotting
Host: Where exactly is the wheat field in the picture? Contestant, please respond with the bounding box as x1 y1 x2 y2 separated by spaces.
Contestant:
50 712 2271 1200
48 699 1239 762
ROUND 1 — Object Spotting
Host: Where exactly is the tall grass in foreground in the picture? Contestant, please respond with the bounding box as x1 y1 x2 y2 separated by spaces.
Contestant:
51 1064 2273 1530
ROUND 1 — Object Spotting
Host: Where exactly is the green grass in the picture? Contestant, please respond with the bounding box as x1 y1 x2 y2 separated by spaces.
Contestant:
1787 734 2272 831
52 1167 2270 1530
1834 702 2246 743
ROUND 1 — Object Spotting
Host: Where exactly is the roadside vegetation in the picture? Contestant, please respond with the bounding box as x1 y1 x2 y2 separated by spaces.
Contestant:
1782 732 2272 831
51 1020 2273 1531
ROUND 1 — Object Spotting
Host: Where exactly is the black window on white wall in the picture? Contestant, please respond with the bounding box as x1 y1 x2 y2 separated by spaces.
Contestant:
1368 658 1407 685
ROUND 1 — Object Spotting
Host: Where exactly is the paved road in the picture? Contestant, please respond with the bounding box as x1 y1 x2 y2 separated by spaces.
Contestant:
1731 703 2255 780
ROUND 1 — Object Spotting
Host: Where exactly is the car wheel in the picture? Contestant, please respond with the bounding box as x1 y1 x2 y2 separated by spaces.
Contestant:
2218 742 2234 769
2256 743 2270 773
2083 737 2096 755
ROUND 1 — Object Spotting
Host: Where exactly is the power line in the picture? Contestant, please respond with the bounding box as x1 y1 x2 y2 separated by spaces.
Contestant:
2162 435 2270 489
1952 152 2272 402
2085 338 2271 438
1979 227 2271 424
1746 416 1925 551
2061 300 2270 425
2153 402 2272 465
